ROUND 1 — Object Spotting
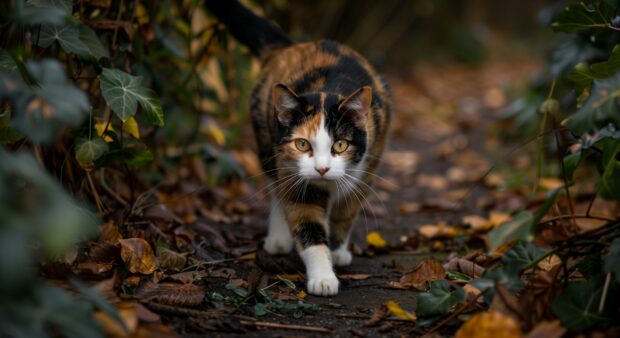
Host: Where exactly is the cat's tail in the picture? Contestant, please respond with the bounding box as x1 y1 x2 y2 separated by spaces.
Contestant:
205 0 292 58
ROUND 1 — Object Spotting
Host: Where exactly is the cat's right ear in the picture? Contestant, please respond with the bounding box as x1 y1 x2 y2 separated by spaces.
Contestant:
273 83 301 126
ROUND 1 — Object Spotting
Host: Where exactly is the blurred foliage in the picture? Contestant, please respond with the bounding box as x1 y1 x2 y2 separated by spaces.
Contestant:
0 0 258 335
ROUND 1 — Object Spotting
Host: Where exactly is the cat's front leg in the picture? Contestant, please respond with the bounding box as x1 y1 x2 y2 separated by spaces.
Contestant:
264 191 294 254
283 187 339 296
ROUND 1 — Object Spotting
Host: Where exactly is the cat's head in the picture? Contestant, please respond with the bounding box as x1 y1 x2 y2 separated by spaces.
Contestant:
273 83 370 181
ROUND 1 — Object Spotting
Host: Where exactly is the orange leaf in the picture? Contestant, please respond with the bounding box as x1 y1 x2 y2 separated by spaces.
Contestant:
119 238 158 274
455 311 520 338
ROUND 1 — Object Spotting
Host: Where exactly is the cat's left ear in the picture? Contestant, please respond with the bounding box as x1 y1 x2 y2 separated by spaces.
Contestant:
338 86 372 128
273 83 301 126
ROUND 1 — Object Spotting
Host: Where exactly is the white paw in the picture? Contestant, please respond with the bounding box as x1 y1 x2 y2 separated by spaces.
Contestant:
331 248 353 266
307 274 339 296
264 231 293 255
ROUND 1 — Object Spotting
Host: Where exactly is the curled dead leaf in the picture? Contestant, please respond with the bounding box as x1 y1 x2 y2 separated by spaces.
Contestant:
119 238 158 274
455 310 521 338
419 222 457 238
399 259 446 290
364 305 389 327
443 257 485 279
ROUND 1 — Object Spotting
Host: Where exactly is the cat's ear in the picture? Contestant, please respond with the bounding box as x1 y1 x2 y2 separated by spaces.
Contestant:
339 86 372 128
273 83 301 126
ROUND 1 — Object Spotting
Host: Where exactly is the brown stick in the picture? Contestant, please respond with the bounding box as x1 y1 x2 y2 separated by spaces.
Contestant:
540 214 616 225
335 313 411 322
239 320 331 333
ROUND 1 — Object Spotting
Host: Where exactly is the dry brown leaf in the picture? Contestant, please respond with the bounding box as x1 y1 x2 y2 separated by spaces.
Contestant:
156 247 187 271
338 274 371 280
134 282 206 307
364 305 389 327
119 238 158 274
165 270 208 284
455 310 521 338
384 151 420 176
398 202 420 214
417 174 449 191
419 222 457 238
538 177 564 191
399 259 446 290
443 257 485 279
525 320 566 338
100 220 122 243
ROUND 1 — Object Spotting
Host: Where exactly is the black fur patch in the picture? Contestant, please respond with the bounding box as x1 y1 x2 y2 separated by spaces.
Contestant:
324 93 367 164
297 184 329 206
294 222 328 248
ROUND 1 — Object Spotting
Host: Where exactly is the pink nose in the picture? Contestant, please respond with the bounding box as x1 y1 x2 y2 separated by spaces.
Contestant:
315 167 330 176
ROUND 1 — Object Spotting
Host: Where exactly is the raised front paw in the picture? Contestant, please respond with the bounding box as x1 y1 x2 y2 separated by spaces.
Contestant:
306 274 339 296
264 232 293 255
331 247 353 266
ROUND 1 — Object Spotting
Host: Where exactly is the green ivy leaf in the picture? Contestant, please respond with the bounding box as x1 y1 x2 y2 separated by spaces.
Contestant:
569 45 620 96
415 280 464 317
552 1 614 33
552 276 617 330
597 138 620 200
100 68 164 126
12 0 70 25
278 276 296 289
78 24 109 60
0 49 18 74
10 59 89 143
565 73 620 135
604 238 620 281
579 254 603 279
75 138 108 166
38 24 91 59
488 190 559 251
563 151 583 181
502 241 550 272
254 303 268 316
472 265 524 304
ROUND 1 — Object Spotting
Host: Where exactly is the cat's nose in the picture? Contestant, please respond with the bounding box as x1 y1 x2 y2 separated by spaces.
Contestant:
315 167 330 176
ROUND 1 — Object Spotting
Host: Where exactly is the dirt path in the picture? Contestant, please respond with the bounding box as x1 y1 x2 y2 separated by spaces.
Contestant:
166 58 540 337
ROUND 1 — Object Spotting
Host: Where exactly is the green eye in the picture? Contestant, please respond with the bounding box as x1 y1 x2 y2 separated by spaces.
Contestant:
295 139 311 152
332 140 349 153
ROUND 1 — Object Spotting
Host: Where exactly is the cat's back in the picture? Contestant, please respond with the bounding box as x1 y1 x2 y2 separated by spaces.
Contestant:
254 40 391 107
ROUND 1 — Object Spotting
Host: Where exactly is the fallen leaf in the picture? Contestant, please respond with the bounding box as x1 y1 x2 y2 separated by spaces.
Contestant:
364 305 388 327
156 247 187 271
297 290 307 299
94 302 138 337
119 238 158 274
455 310 521 338
538 177 563 191
366 231 388 248
338 274 371 280
398 202 420 214
443 257 485 279
417 174 449 190
419 222 457 238
385 300 416 321
134 282 206 307
399 259 446 290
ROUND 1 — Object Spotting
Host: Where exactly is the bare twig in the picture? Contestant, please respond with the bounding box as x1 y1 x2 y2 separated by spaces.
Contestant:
540 214 616 225
599 272 612 313
238 319 331 333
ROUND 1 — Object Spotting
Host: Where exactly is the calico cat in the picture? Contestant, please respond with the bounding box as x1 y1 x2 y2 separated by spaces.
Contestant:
207 0 391 296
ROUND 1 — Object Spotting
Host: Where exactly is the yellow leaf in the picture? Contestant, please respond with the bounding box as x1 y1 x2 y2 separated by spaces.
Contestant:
95 122 114 142
136 3 149 25
419 222 457 238
366 231 387 248
297 290 307 299
385 300 416 321
122 117 140 139
208 123 226 146
538 177 564 191
455 311 520 338
488 211 511 227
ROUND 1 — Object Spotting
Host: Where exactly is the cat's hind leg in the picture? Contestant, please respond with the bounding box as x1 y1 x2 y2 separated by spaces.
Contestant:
264 191 294 254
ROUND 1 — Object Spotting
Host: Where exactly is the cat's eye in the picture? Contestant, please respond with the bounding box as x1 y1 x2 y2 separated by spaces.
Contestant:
295 139 311 152
332 140 349 153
